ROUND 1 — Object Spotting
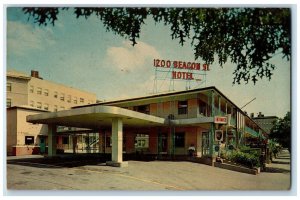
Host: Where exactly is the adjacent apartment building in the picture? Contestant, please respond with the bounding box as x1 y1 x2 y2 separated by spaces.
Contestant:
251 112 278 135
6 69 97 155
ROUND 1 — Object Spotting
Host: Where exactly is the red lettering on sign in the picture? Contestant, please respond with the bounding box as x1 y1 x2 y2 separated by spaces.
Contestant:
172 71 176 79
173 61 178 68
172 71 194 80
154 59 208 72
214 116 227 124
166 60 171 68
203 64 210 71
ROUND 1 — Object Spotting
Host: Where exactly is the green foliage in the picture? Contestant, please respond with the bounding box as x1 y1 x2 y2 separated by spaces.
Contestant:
268 140 282 159
22 7 291 84
227 150 260 168
239 145 261 156
269 112 291 152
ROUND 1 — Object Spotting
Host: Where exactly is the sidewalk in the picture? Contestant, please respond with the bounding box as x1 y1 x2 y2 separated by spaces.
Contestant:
6 154 44 160
265 148 290 173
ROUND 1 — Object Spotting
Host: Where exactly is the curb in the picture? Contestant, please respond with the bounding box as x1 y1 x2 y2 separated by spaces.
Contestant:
214 162 259 175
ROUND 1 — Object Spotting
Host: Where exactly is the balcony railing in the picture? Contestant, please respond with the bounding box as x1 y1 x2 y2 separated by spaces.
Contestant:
245 126 259 137
215 110 237 127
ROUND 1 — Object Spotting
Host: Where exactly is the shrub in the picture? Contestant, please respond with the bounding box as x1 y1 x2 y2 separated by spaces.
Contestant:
227 150 260 168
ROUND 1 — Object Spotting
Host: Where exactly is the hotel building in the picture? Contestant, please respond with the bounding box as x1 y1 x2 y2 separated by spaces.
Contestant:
27 86 267 167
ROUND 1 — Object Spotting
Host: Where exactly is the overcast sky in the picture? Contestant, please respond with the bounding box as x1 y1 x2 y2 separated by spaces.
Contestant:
6 7 291 118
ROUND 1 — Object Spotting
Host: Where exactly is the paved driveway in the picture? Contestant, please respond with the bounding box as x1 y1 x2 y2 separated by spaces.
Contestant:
5 150 291 193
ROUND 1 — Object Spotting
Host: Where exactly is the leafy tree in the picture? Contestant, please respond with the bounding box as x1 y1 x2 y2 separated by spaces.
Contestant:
22 7 291 84
269 112 291 152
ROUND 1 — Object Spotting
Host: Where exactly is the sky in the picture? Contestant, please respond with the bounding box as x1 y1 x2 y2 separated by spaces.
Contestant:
5 7 291 118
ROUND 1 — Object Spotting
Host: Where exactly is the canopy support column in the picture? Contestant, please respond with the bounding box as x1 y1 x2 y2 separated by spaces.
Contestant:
106 118 128 167
48 124 57 157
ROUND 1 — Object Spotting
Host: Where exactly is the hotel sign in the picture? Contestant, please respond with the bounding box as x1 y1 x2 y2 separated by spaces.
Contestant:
153 59 209 80
214 116 227 124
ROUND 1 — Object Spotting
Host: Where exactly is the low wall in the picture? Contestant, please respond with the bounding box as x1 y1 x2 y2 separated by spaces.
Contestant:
12 146 40 156
214 162 259 175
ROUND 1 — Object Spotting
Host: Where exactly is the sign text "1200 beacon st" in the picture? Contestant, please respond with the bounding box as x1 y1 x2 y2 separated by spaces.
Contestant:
153 59 209 80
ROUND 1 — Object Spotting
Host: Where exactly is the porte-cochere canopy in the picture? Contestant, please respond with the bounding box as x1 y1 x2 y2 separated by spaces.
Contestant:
27 105 166 129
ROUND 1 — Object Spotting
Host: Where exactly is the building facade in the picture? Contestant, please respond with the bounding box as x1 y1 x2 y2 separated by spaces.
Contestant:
7 106 49 155
6 69 97 155
7 70 97 111
27 86 267 166
252 112 278 134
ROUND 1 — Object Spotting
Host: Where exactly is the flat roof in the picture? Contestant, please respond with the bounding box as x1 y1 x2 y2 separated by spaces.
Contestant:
25 86 267 136
7 105 50 113
27 105 166 129
73 86 261 124
74 86 241 111
253 116 278 120
7 70 31 80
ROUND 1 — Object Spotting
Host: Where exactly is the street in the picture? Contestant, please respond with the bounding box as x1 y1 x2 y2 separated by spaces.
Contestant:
5 150 291 192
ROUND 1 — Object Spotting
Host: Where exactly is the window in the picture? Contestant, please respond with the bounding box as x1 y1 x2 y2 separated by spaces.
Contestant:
54 91 58 98
53 105 58 112
175 132 185 148
44 89 49 96
133 105 150 114
37 87 42 95
25 136 34 145
67 95 71 103
199 99 209 116
7 83 12 92
135 134 149 149
30 100 34 107
37 102 42 109
6 98 12 108
29 85 34 93
63 137 69 144
80 98 84 103
60 93 65 101
106 136 112 147
44 103 49 111
178 100 188 115
73 97 78 104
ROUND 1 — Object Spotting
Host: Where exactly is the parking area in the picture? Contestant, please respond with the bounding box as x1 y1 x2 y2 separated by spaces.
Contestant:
5 151 291 192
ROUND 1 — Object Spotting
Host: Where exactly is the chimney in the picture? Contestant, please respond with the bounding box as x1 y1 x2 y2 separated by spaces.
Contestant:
250 113 254 118
31 70 39 78
31 70 42 79
258 112 263 117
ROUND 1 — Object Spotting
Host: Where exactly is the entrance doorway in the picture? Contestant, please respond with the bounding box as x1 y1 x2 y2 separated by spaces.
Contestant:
39 136 46 154
158 133 168 154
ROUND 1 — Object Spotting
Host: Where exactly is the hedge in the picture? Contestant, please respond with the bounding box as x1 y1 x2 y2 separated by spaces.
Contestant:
227 151 260 168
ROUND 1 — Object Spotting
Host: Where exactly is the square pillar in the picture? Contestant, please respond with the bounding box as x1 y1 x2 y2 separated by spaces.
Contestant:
48 124 57 157
218 95 221 115
106 118 128 167
72 135 77 154
209 123 215 156
210 90 215 117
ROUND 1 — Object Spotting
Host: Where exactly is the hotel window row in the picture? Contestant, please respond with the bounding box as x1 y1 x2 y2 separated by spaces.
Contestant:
7 83 12 92
29 100 65 111
29 85 92 105
7 98 12 108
